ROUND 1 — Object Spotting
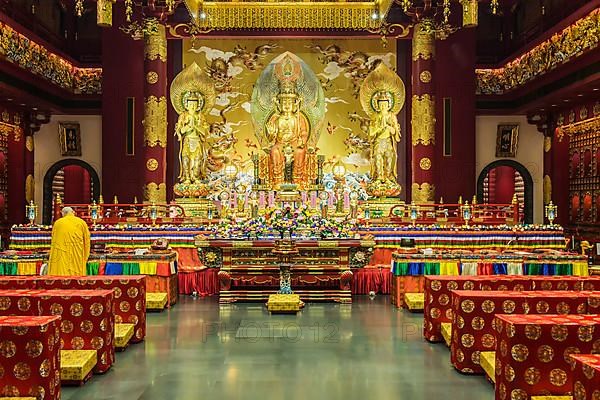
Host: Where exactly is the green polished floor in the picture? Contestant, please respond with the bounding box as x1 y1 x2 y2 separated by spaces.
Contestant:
63 295 493 400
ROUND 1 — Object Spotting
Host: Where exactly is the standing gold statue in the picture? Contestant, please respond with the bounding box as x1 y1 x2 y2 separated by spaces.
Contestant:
359 63 405 197
170 62 216 185
174 91 211 183
251 52 325 189
266 80 311 186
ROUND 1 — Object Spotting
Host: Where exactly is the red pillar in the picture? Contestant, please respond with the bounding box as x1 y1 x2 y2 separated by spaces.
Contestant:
7 125 25 225
411 22 436 203
142 21 168 203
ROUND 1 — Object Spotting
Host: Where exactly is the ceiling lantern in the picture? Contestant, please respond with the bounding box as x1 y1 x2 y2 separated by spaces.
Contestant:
461 0 478 27
97 0 115 27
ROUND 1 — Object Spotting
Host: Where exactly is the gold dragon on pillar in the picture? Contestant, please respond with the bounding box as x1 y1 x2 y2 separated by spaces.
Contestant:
251 52 325 189
359 62 405 197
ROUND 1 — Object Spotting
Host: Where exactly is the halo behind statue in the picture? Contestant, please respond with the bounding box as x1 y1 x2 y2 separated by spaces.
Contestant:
251 52 325 149
359 63 405 118
170 62 216 114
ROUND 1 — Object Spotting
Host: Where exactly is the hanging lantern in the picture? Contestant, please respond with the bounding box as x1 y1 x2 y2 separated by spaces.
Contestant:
461 0 478 27
75 0 84 17
491 0 499 15
97 0 114 27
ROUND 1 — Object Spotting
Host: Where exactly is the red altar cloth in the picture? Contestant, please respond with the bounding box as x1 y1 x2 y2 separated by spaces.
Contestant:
36 276 145 343
450 290 589 374
0 316 61 399
0 275 146 343
424 275 533 342
177 267 218 296
495 314 600 400
570 354 600 400
0 289 115 373
352 268 391 295
424 276 600 342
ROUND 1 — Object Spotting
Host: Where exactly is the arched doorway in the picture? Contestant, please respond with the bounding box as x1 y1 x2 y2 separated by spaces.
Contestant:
476 160 534 224
43 159 100 224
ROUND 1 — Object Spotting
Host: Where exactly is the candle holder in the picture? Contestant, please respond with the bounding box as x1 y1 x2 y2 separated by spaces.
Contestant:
148 202 158 226
409 202 419 227
25 200 37 225
88 201 102 227
461 201 472 227
545 201 557 225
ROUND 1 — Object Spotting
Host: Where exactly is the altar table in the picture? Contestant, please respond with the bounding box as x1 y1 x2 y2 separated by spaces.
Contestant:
396 251 588 310
0 316 61 400
197 238 374 303
449 290 589 374
0 289 115 373
494 314 600 400
570 354 600 400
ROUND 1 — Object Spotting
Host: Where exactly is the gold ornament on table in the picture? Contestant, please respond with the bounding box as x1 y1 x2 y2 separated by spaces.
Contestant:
170 62 216 185
251 52 325 189
359 62 405 197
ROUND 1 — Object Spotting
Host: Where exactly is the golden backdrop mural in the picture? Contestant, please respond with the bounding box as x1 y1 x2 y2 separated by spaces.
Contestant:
176 38 401 198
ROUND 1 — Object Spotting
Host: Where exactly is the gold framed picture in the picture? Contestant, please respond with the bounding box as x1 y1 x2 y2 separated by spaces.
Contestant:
496 124 519 158
59 122 81 156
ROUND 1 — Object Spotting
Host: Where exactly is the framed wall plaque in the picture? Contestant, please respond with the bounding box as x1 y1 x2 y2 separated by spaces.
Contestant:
496 124 519 158
59 121 81 156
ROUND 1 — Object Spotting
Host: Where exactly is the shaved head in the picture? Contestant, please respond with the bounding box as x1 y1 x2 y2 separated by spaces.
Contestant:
61 207 75 217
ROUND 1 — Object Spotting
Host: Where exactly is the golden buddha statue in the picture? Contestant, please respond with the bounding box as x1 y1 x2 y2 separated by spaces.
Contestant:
266 80 311 186
251 52 326 190
175 92 211 183
170 62 216 186
359 63 405 197
368 91 401 185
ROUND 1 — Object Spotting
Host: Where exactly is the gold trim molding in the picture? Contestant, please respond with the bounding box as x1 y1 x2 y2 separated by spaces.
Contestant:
543 175 552 205
412 22 435 61
476 9 599 95
142 96 168 147
144 21 167 62
557 116 600 142
0 21 101 94
182 0 393 30
411 94 436 146
25 174 34 203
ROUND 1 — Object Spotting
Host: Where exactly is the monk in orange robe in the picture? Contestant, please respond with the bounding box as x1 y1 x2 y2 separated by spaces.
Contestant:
48 207 90 276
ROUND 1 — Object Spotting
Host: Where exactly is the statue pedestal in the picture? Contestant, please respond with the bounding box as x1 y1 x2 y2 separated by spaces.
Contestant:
367 197 404 219
175 197 217 219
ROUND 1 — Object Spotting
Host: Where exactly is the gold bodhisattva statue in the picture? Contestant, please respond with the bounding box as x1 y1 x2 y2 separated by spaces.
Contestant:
170 62 216 185
175 92 211 183
359 62 406 197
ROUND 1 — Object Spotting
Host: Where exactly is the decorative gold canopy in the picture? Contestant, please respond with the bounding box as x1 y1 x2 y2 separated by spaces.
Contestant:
359 62 405 118
169 62 216 114
183 0 393 30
